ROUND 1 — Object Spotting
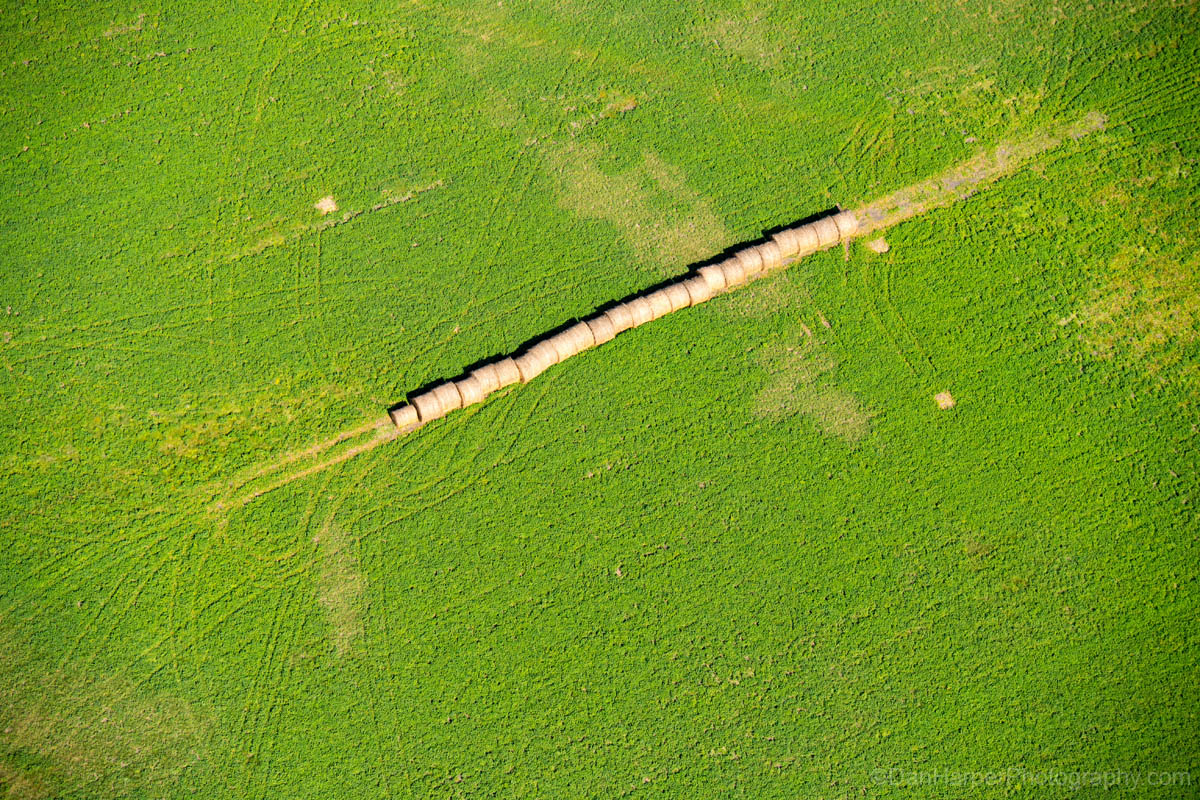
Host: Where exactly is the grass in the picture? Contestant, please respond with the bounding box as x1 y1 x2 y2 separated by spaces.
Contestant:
1 1 1197 797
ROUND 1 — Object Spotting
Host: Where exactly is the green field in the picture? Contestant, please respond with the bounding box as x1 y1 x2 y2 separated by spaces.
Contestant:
2 1 1198 797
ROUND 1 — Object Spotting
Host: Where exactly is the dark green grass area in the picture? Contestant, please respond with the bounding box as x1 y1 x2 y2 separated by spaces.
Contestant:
1 1 1197 797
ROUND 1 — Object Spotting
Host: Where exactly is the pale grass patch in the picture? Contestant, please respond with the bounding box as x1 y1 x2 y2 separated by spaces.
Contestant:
1073 246 1199 395
753 335 871 442
315 523 364 656
547 143 728 273
0 624 209 799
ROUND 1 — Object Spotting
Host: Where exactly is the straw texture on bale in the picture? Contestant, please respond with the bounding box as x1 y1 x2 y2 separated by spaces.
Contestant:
756 240 783 271
431 382 463 413
794 223 820 253
516 344 557 382
389 404 419 429
737 247 764 277
411 391 443 423
522 349 555 381
813 216 840 247
772 227 801 256
833 210 859 238
628 297 655 326
604 304 635 334
587 314 616 345
454 375 486 407
531 340 560 366
565 322 595 353
547 330 578 362
698 264 727 293
647 289 673 319
683 275 713 305
721 257 747 287
471 363 501 395
494 358 521 388
665 283 692 311
513 353 541 383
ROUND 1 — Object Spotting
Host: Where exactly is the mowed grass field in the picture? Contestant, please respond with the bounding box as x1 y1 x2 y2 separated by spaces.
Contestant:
2 1 1198 797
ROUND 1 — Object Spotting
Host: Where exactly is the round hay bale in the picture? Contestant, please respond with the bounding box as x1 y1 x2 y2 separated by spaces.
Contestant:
813 216 840 247
721 257 747 287
494 357 521 388
605 304 636 333
454 374 486 407
757 240 783 271
411 391 444 423
389 404 419 429
698 264 727 293
566 321 596 353
665 282 692 311
833 210 859 239
628 297 655 326
547 330 578 362
431 381 463 413
530 339 561 366
516 349 552 382
471 363 501 395
514 353 539 382
794 224 820 253
736 247 764 277
647 289 673 318
772 227 802 256
587 314 617 345
683 275 713 305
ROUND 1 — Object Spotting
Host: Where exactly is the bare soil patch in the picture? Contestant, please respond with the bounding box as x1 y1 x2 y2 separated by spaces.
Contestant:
314 195 338 216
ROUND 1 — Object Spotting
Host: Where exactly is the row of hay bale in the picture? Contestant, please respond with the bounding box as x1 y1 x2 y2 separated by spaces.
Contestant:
389 210 859 429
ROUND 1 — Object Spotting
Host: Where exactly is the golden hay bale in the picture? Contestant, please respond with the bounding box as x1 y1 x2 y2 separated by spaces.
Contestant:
698 264 727 293
454 374 486 407
772 227 802 256
431 381 463 413
647 289 673 318
587 314 617 345
566 321 596 352
757 240 783 271
516 346 554 382
605 304 636 333
794 224 820 253
833 210 859 239
471 363 501 395
389 404 419 429
721 257 747 287
628 297 655 326
665 282 692 311
514 353 540 383
813 216 840 247
530 339 560 366
547 330 578 362
737 247 764 277
494 358 521 388
411 391 444 422
683 275 713 305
